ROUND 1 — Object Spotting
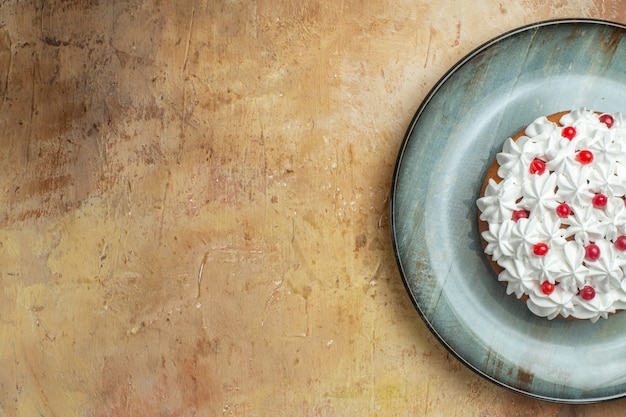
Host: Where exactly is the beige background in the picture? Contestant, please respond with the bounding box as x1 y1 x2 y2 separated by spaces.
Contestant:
1 1 626 416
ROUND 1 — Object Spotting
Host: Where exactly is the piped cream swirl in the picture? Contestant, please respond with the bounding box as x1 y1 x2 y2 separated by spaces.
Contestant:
477 109 626 322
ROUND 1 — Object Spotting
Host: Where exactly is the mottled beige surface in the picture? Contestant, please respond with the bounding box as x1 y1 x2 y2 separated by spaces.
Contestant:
1 1 626 416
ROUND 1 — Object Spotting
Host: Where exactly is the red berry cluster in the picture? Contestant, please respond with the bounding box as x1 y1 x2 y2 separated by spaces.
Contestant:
533 242 549 256
562 126 576 140
541 238 626 301
580 286 596 300
576 150 594 164
556 203 571 218
541 281 555 295
592 194 607 208
511 210 529 221
529 159 546 175
533 114 618 175
600 113 615 128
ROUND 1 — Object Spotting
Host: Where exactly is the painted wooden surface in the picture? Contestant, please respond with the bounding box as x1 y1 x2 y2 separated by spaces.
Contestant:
2 0 626 416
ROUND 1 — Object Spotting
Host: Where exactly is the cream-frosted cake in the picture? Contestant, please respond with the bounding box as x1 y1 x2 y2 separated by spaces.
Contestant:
477 109 626 322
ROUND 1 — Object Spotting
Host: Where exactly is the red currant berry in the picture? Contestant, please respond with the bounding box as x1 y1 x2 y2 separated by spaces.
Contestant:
592 193 608 208
600 113 615 128
529 159 546 175
533 242 549 256
541 281 555 295
562 126 576 140
511 210 529 222
615 236 626 251
556 203 571 218
580 285 596 300
585 243 601 261
576 150 594 164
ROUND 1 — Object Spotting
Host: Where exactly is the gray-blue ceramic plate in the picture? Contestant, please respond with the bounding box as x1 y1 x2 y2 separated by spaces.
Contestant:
391 19 626 404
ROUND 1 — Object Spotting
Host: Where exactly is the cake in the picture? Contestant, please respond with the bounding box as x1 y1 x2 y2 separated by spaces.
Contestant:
476 109 626 322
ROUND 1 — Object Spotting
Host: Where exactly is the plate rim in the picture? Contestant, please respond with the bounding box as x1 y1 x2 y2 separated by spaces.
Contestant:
390 17 626 404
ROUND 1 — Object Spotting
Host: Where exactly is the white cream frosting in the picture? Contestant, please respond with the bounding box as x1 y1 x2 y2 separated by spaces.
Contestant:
477 109 626 322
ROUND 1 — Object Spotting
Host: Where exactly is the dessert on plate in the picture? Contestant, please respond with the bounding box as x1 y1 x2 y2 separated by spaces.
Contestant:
477 109 626 322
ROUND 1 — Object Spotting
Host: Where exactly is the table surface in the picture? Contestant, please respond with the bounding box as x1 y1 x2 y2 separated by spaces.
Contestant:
2 1 626 416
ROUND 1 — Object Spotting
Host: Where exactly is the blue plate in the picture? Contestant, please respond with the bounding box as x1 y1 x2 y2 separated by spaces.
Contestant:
391 19 626 403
